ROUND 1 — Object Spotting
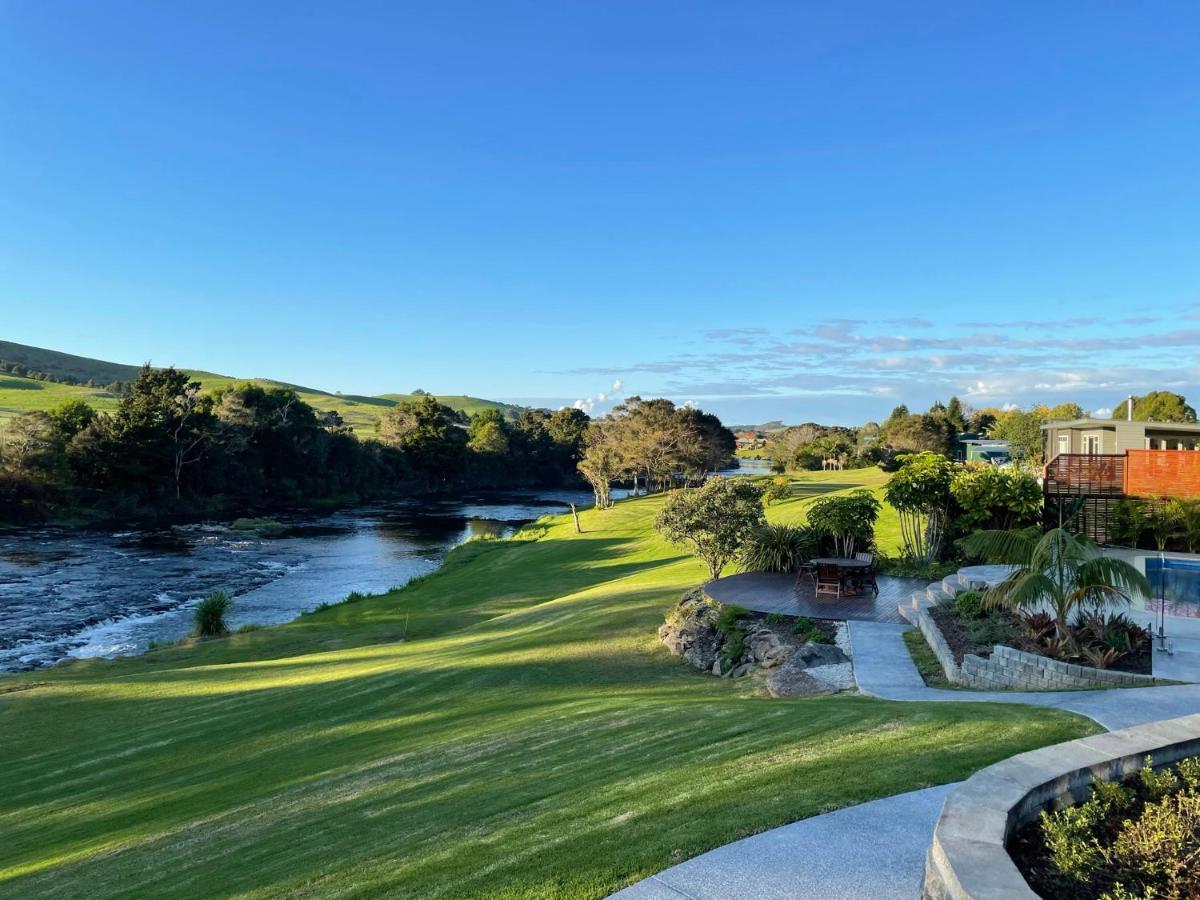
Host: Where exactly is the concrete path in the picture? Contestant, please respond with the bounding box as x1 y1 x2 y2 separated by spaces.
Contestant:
611 618 1200 899
611 784 954 900
849 620 1200 731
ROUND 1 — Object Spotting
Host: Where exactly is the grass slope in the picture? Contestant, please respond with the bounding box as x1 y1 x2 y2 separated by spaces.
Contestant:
0 341 524 433
0 473 1096 898
0 340 142 385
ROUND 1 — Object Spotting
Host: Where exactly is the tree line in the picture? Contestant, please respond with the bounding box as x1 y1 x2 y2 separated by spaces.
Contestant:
767 390 1195 471
0 366 591 523
577 397 736 508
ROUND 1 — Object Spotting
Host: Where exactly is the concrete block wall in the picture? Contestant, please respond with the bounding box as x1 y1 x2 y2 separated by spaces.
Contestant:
957 644 1161 690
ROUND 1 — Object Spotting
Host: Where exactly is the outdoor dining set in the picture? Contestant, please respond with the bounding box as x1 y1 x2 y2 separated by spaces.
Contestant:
795 553 879 599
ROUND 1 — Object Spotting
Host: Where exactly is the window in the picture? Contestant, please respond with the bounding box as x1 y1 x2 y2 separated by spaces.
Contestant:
1084 434 1102 454
1057 434 1070 455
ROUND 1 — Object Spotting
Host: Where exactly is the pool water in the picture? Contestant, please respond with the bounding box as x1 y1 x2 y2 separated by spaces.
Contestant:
1146 558 1200 618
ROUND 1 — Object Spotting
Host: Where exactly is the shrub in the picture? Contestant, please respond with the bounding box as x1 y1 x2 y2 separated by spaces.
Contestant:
950 465 1042 533
738 523 818 573
761 476 792 505
764 612 786 625
954 589 985 619
791 616 833 644
806 489 880 557
716 603 748 665
194 589 232 637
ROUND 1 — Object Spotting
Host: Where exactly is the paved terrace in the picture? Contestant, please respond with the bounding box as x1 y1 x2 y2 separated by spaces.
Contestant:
704 571 925 624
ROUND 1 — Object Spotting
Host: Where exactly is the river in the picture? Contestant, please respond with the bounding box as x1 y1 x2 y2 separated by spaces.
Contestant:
0 461 772 671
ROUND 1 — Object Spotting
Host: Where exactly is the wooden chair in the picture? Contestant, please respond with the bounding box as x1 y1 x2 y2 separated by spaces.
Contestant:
794 559 816 589
854 552 879 596
815 562 843 598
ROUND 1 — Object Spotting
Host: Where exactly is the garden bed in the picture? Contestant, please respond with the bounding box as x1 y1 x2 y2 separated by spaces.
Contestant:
932 591 1152 677
1009 756 1200 899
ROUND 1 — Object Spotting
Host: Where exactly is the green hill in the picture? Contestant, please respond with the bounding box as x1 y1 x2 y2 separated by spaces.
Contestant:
0 341 526 433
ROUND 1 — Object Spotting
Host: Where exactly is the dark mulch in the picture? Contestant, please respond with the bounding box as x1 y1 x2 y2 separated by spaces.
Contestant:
741 611 839 643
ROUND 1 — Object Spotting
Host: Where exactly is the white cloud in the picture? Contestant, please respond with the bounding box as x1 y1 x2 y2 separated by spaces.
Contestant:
611 379 623 391
1092 407 1113 417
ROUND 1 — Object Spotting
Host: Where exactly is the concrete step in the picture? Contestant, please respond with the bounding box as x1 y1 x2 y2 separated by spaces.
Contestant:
941 574 970 596
897 604 918 625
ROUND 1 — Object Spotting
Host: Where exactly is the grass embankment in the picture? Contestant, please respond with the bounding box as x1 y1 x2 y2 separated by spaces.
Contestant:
0 472 1096 898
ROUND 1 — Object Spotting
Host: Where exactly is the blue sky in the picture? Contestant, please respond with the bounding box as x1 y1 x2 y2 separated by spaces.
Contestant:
2 2 1199 425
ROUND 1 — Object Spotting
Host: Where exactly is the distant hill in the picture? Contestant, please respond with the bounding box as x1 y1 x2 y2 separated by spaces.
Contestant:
0 340 527 434
0 340 142 386
377 393 525 419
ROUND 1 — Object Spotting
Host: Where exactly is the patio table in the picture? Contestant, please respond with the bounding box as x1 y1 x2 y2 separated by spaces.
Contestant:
810 558 871 596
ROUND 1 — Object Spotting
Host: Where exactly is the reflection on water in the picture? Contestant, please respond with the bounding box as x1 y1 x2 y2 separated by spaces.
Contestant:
0 463 764 671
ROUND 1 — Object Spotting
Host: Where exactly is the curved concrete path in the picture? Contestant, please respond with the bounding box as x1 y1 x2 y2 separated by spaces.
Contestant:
611 618 1200 899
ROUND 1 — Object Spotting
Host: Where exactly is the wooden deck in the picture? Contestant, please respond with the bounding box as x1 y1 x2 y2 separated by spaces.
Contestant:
704 572 926 624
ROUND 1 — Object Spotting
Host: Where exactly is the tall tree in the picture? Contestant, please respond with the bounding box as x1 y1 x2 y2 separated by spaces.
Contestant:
1110 391 1196 423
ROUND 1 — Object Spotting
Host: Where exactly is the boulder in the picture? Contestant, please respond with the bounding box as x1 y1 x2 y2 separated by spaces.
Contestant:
766 659 838 697
795 642 848 668
731 663 753 678
658 589 724 672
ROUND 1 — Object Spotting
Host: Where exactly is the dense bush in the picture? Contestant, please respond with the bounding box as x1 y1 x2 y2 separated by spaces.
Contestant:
950 464 1042 533
194 589 232 637
953 589 985 619
738 523 819 573
1020 756 1200 899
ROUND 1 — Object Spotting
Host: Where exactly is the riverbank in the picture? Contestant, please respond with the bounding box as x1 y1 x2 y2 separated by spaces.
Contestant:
0 472 1095 898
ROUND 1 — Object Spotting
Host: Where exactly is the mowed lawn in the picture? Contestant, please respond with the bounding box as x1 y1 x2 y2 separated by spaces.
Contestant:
0 475 1095 898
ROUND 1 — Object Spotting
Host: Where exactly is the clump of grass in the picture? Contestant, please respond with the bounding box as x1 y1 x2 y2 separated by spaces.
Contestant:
194 590 232 637
236 623 264 634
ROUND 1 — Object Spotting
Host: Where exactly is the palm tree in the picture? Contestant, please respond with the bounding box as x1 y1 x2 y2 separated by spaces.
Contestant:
961 527 1150 633
1168 497 1200 553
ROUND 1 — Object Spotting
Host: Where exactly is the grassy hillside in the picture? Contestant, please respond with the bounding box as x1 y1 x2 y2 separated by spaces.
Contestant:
0 376 122 421
0 471 1095 898
0 341 524 434
0 340 141 385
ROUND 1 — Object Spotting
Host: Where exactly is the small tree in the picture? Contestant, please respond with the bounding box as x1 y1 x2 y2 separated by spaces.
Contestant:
1169 498 1200 553
806 489 881 557
884 452 954 564
1146 499 1181 552
654 478 765 579
962 527 1150 634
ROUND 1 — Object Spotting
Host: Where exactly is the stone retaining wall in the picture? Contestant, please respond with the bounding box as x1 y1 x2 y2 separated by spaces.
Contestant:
911 605 962 683
910 572 1164 690
958 643 1160 690
922 713 1200 899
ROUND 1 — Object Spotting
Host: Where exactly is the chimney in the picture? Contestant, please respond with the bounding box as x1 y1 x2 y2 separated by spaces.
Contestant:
1127 396 1134 421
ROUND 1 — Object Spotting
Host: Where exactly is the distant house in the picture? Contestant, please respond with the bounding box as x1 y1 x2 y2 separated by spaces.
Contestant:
1040 417 1200 543
955 436 1011 465
734 430 763 449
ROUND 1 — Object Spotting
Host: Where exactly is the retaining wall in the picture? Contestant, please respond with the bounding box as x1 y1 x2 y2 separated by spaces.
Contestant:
959 644 1160 690
922 713 1200 899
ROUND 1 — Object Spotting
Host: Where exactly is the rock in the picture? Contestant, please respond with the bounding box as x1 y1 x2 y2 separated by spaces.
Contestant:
658 589 725 672
712 659 723 676
731 663 753 678
766 659 838 697
795 642 848 668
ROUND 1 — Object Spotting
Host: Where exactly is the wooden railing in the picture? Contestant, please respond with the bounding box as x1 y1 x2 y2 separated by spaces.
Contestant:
1042 453 1125 497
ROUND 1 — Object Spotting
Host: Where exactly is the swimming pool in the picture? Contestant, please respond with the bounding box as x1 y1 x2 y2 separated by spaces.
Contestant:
1145 557 1200 618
